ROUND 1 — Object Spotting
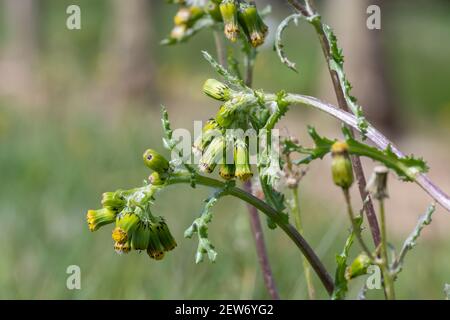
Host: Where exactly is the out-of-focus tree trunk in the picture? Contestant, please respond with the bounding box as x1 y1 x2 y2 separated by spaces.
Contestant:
318 0 400 136
0 0 40 104
102 0 155 105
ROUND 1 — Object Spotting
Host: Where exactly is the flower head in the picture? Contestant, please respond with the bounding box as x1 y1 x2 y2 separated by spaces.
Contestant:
86 208 117 232
219 163 236 180
143 149 170 173
345 252 371 280
331 141 353 189
238 2 268 47
112 212 140 254
215 104 236 128
203 79 232 101
148 171 165 186
220 0 240 42
101 191 125 213
234 138 253 181
199 136 225 173
206 0 223 22
193 119 221 157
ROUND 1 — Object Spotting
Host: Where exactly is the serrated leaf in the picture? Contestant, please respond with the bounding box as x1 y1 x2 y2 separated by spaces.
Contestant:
291 126 334 165
185 190 224 263
202 51 246 89
332 216 362 300
290 127 428 181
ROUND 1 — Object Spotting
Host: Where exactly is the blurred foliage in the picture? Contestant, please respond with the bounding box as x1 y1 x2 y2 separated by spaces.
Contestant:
0 0 449 299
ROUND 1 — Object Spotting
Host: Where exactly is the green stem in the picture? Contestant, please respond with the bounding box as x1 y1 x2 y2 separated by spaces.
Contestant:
379 199 396 300
342 189 373 259
166 172 335 295
290 186 316 300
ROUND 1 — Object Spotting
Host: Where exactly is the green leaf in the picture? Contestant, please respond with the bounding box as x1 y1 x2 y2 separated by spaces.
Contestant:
202 51 247 89
291 126 334 165
184 189 225 263
332 216 362 300
393 204 435 275
274 13 303 72
290 127 428 182
341 127 429 181
260 176 288 229
161 106 196 173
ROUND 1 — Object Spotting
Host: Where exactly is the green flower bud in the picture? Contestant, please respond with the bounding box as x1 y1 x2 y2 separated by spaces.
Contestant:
205 0 223 22
199 136 225 173
238 2 268 47
331 141 354 189
174 6 204 27
220 0 239 42
234 138 253 181
148 171 166 186
215 104 236 128
86 208 117 232
101 191 125 213
366 166 389 200
112 213 140 254
193 119 221 156
131 222 150 251
203 78 232 101
147 224 165 260
154 217 177 252
143 149 170 173
219 163 236 180
345 252 371 280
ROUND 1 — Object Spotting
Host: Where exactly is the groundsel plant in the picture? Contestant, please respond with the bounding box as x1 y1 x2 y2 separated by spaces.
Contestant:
86 0 450 299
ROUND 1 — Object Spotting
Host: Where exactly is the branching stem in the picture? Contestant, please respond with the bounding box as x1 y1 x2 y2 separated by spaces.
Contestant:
167 173 335 295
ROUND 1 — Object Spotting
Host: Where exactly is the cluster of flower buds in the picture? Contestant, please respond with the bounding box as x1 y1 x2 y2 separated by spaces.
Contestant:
331 141 354 190
196 133 252 181
195 79 253 181
112 212 177 260
86 149 177 260
86 191 126 232
166 1 268 47
87 188 177 260
220 0 268 47
143 148 170 185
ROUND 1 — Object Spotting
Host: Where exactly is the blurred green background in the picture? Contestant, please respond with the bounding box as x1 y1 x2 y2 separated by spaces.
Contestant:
0 0 449 299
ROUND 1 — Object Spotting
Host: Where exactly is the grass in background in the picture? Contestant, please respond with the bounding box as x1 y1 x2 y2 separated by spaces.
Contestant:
0 103 449 299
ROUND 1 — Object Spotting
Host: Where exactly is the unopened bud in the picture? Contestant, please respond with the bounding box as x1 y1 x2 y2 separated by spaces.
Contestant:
345 252 371 280
331 141 354 189
199 136 225 173
143 149 170 173
203 79 232 101
215 104 236 128
86 208 117 232
219 163 236 180
220 0 239 42
206 0 223 22
234 138 253 181
238 2 268 47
